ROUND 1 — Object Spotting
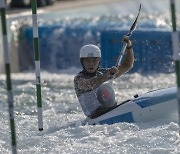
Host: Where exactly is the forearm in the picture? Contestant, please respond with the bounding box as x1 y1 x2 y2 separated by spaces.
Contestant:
114 47 134 78
120 35 134 70
121 47 134 68
88 72 110 88
77 72 110 90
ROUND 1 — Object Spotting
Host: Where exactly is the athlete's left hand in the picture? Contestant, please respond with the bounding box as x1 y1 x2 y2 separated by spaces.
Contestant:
122 35 132 47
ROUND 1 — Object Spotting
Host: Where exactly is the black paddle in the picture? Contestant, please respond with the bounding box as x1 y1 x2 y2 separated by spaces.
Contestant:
116 4 142 67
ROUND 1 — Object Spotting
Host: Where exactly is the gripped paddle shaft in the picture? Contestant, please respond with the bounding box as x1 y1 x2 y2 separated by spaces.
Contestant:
116 4 141 67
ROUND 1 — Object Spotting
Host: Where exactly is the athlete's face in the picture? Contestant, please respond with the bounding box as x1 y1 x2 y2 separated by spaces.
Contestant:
83 57 100 73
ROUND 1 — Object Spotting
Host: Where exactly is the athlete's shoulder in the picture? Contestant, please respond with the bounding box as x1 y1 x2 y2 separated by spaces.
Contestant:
74 71 87 82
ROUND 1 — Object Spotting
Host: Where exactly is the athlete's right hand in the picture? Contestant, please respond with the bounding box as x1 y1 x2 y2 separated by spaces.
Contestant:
108 66 119 76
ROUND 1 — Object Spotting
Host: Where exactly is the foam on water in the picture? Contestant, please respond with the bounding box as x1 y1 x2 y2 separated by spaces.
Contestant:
0 0 180 153
0 71 179 153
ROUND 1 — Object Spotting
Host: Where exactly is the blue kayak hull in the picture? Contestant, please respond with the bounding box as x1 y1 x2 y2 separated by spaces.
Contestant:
85 87 178 125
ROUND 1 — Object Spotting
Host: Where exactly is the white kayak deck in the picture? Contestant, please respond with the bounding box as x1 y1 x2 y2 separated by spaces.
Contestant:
84 87 177 125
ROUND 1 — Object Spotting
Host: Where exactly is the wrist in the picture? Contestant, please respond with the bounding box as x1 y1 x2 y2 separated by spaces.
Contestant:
127 45 132 49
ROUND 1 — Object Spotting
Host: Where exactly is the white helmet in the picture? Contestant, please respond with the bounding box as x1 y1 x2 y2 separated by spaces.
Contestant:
80 44 101 58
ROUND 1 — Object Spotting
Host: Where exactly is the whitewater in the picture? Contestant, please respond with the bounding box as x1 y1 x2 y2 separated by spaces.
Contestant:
0 71 179 154
0 0 180 153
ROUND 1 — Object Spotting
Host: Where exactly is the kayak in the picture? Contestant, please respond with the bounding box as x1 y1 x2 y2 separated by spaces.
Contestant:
84 87 178 125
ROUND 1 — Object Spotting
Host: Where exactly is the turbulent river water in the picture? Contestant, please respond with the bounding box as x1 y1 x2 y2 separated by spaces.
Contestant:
0 71 179 153
0 0 180 153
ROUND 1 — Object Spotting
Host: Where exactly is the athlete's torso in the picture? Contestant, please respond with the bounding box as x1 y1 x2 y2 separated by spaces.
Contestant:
74 68 109 116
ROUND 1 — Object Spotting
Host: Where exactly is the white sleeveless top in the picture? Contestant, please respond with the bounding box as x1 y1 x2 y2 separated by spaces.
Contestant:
74 68 111 117
78 88 101 117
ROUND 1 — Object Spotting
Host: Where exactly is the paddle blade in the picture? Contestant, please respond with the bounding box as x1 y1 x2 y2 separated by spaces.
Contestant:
128 4 142 36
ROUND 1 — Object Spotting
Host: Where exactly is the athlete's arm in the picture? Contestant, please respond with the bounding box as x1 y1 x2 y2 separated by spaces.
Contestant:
114 35 134 78
75 71 110 90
